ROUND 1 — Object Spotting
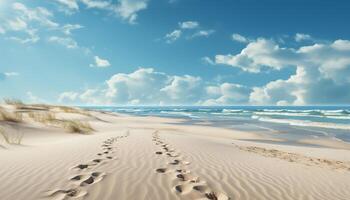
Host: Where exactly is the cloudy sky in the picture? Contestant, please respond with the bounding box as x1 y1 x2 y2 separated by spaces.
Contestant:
1 0 350 106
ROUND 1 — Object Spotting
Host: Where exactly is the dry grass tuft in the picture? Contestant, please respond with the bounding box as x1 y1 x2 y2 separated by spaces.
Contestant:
28 111 94 134
57 106 92 116
28 112 56 124
61 120 94 134
0 127 23 145
0 109 23 123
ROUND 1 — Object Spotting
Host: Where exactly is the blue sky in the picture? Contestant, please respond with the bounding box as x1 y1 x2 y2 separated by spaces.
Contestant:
0 0 350 105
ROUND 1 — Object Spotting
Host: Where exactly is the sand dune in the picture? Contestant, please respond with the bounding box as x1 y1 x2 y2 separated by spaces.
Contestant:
1 104 350 200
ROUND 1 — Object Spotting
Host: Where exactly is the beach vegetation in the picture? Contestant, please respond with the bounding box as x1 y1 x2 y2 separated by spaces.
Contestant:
0 127 24 145
0 109 23 123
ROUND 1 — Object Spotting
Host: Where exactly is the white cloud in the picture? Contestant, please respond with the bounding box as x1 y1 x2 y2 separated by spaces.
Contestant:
164 20 214 43
232 33 249 43
58 91 79 102
92 56 111 67
49 36 78 49
0 72 19 81
54 0 148 24
7 17 28 31
295 33 312 42
179 21 199 29
191 29 215 38
26 91 46 103
214 38 298 73
55 0 79 10
201 83 252 105
0 26 5 34
12 2 59 28
62 24 83 35
165 29 182 43
7 29 40 44
113 0 148 24
4 72 19 77
207 37 350 105
57 67 253 105
160 75 202 103
1 2 60 44
201 57 215 65
81 0 111 9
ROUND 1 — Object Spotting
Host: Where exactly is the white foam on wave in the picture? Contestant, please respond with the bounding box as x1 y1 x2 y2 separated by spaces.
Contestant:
252 115 350 130
159 111 199 118
222 109 245 113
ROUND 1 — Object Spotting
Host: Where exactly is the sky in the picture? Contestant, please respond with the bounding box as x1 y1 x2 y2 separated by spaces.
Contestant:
0 0 350 106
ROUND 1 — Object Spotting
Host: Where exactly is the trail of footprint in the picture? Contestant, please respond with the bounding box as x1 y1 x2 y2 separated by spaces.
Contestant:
47 131 130 199
152 131 230 200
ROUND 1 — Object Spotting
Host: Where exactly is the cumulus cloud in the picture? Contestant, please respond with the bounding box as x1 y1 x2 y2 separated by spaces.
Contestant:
160 75 203 103
214 38 299 73
201 83 252 105
57 67 253 105
210 36 350 105
49 36 78 49
295 33 312 42
92 56 111 67
179 21 199 29
58 91 79 102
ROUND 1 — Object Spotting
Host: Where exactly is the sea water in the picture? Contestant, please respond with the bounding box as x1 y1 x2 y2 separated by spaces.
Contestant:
86 106 350 146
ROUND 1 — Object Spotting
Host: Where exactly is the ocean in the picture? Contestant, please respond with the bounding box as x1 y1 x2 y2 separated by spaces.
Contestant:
86 106 350 146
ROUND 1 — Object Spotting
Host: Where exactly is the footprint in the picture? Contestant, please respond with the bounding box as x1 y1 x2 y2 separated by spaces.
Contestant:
75 164 89 170
49 188 87 198
155 151 163 155
92 159 103 163
80 172 105 186
70 175 84 181
177 173 199 182
205 192 230 200
193 185 210 193
175 185 183 193
169 159 180 165
156 168 168 173
166 153 179 157
80 176 94 186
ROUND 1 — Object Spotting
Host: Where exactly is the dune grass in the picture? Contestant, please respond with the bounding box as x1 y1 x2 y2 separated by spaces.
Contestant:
0 109 23 123
57 106 92 116
28 111 94 134
28 112 56 124
0 127 23 145
61 120 94 134
2 99 94 135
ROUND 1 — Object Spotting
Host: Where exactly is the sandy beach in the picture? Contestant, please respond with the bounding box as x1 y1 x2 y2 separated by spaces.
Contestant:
1 104 350 200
